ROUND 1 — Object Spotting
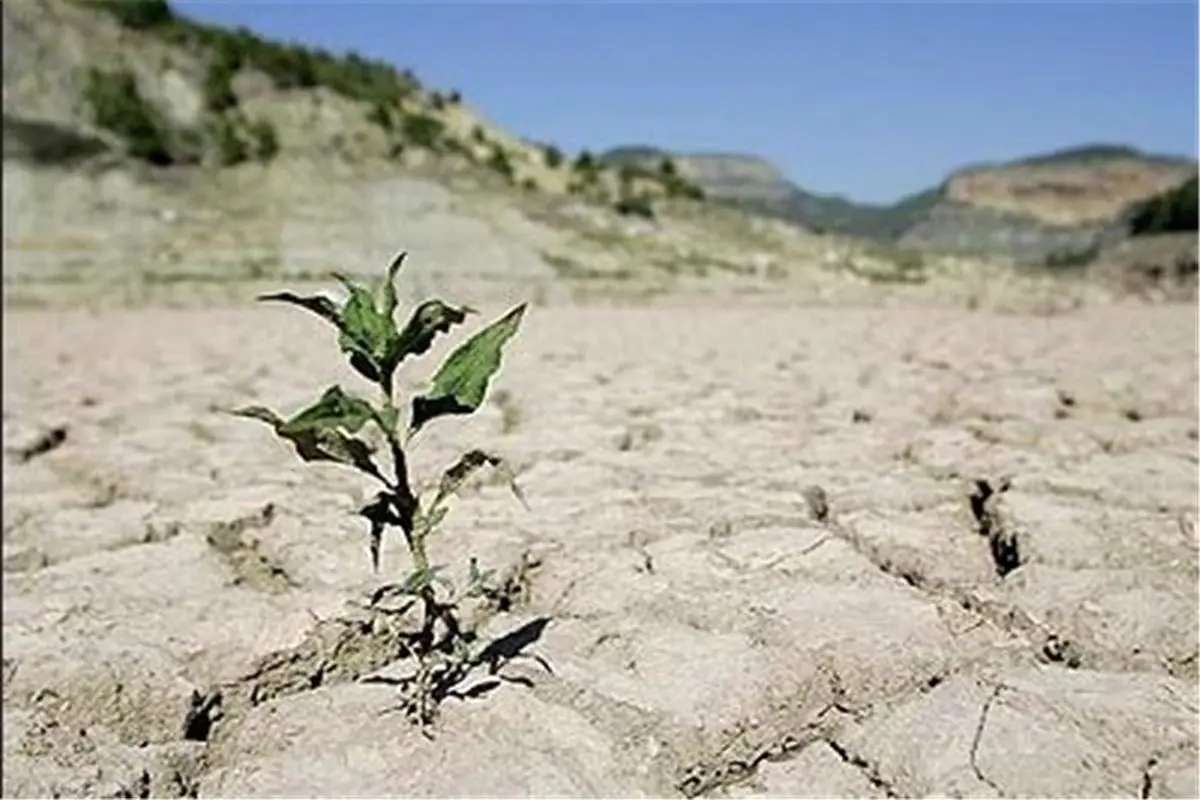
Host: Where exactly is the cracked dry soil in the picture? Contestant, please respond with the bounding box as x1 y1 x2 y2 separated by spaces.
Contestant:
3 301 1197 797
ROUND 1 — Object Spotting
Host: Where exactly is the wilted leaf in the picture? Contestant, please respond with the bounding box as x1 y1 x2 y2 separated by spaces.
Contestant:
410 303 526 434
432 449 528 510
256 291 341 328
393 300 472 364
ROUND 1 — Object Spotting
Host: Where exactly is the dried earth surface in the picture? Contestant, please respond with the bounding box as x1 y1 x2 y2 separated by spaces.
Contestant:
3 292 1197 797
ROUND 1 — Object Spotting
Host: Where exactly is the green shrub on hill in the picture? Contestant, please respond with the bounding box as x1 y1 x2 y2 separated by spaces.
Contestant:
86 0 420 107
400 112 445 150
247 117 280 161
1129 177 1199 236
82 67 173 165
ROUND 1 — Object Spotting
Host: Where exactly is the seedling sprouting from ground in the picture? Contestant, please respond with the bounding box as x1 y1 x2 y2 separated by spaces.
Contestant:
233 251 546 733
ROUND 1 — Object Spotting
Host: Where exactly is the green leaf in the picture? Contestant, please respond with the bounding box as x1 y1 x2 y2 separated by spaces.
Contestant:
234 388 386 482
410 303 526 434
230 405 285 428
391 299 472 365
378 250 408 320
279 386 374 436
256 291 341 329
333 273 394 384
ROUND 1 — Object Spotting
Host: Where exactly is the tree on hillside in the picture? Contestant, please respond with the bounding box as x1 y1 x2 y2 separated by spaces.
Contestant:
1129 177 1199 236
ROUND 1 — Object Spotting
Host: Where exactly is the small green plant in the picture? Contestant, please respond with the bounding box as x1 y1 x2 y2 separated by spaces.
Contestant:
232 252 546 733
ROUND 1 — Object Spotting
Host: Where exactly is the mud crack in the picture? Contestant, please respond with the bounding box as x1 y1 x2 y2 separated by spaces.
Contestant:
824 736 900 798
225 613 410 712
969 683 1007 796
675 663 857 797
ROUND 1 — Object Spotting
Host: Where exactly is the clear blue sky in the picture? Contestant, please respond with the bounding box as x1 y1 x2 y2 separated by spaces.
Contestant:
172 0 1197 205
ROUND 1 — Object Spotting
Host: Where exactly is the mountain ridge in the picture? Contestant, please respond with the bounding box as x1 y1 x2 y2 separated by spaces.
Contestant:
600 143 1197 261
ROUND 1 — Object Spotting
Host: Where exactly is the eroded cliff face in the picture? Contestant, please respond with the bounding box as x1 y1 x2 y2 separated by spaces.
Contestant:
943 158 1197 227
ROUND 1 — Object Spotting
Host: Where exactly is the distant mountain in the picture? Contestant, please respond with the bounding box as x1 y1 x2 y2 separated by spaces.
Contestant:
602 143 1197 263
601 146 938 239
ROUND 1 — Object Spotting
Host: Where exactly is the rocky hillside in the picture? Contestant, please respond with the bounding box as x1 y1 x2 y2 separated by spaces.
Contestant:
602 146 936 240
2 0 704 211
605 144 1197 264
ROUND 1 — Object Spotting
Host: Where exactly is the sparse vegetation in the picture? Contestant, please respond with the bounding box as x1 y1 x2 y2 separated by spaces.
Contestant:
400 111 445 150
233 251 547 733
573 150 598 174
845 243 928 284
486 145 515 183
1128 177 1198 236
210 115 248 166
367 100 395 132
202 43 240 113
75 0 707 204
1042 241 1100 269
84 0 421 106
246 117 280 161
541 144 563 169
81 0 174 30
614 194 655 220
82 67 173 165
